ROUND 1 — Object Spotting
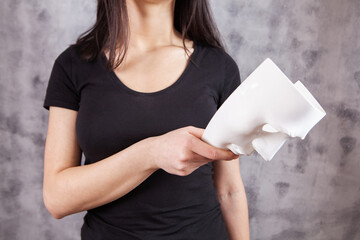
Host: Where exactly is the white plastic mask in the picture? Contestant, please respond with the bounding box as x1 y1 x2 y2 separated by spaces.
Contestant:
201 58 326 161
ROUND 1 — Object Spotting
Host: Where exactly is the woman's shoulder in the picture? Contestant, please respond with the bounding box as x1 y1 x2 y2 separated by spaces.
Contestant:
199 42 236 61
52 44 102 74
198 42 239 70
54 44 83 65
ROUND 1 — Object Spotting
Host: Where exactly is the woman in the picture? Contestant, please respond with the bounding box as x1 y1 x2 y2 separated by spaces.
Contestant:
42 0 250 239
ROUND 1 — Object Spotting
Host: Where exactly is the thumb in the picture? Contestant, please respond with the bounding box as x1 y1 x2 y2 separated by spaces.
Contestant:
185 126 205 139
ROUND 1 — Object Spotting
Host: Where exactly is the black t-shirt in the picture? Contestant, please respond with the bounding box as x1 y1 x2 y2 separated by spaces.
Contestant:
43 41 241 240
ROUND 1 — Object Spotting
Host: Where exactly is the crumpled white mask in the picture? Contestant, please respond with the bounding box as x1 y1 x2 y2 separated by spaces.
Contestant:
201 58 326 161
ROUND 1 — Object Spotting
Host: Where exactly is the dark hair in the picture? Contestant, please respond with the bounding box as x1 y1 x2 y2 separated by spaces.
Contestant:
76 0 226 70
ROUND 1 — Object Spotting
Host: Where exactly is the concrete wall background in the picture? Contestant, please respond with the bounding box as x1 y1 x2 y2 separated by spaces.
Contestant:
0 0 359 239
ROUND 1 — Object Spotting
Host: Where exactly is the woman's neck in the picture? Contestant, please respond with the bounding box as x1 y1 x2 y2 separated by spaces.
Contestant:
126 0 180 51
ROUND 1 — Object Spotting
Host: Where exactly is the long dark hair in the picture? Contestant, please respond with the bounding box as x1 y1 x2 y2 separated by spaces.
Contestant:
76 0 226 70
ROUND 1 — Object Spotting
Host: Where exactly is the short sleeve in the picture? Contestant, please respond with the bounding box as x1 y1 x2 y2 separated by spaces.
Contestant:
217 53 242 109
43 58 80 111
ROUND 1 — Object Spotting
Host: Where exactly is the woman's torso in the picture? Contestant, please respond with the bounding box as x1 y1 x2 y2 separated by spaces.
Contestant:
57 41 231 239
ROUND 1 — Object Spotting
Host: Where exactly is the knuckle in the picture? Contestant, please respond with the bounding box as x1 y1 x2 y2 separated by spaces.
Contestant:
174 166 187 176
180 169 191 176
174 161 193 176
175 161 186 172
186 125 195 130
183 126 191 132
178 170 188 176
178 150 189 162
209 149 217 159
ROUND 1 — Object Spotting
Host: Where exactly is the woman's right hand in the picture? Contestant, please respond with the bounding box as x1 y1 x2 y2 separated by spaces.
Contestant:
147 126 239 176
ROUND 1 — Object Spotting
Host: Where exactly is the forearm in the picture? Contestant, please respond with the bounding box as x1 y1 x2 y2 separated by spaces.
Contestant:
44 137 157 219
219 186 250 240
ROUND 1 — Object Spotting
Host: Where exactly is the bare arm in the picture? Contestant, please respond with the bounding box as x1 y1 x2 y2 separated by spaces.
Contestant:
212 158 250 240
43 106 237 219
43 107 157 219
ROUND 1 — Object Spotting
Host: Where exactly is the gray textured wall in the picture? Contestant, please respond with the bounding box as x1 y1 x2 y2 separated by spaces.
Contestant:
0 0 359 239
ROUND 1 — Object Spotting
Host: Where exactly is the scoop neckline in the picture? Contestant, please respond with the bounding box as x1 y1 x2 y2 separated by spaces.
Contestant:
104 42 199 96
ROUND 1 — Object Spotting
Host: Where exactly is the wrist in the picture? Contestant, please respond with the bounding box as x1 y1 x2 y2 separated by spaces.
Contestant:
139 136 160 172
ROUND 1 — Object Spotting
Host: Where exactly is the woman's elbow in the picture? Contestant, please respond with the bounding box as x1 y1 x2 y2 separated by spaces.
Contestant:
49 209 65 220
43 189 67 219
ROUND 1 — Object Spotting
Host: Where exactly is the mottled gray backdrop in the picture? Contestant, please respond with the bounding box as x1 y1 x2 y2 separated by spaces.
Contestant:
0 0 359 239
